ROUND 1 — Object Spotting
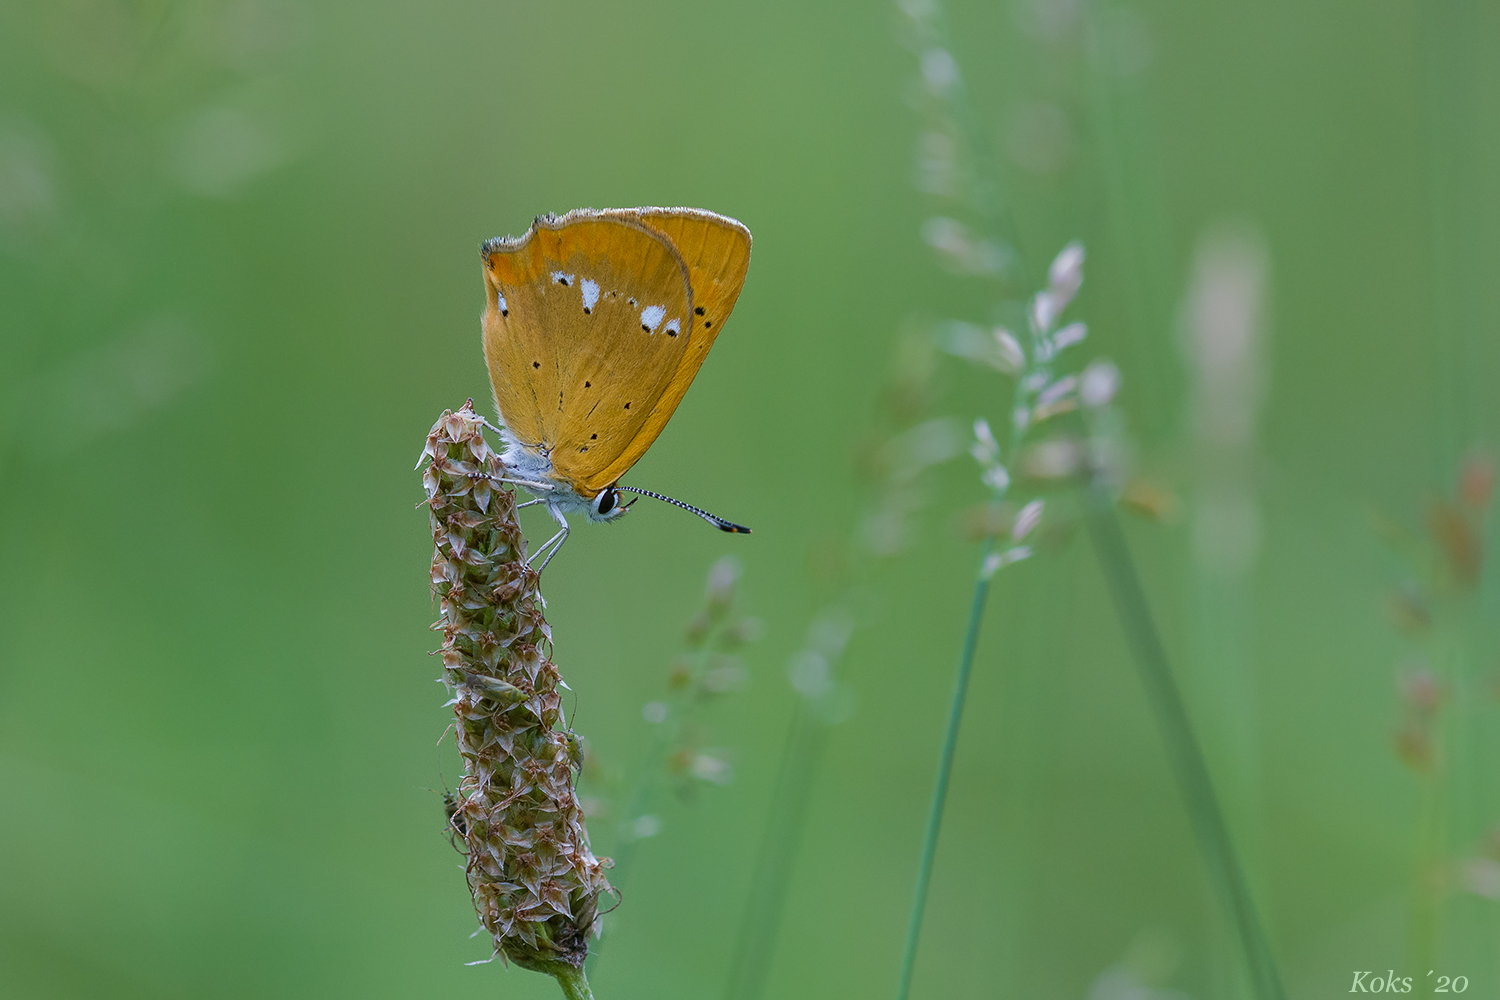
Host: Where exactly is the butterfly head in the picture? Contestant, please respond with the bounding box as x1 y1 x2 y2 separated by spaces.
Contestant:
587 484 634 524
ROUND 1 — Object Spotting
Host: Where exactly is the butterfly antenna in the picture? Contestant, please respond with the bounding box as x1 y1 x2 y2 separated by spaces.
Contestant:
615 487 751 534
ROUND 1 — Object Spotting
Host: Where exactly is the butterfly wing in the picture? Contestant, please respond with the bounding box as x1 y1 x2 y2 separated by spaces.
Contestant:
482 213 694 493
585 208 752 491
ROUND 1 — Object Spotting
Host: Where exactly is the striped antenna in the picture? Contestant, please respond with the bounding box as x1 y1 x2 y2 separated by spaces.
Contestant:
615 486 751 534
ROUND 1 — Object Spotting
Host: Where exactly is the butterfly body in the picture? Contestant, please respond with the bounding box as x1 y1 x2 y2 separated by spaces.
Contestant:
480 207 752 564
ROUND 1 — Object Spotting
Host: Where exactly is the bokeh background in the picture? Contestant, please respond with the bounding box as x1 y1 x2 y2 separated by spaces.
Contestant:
3 1 1500 998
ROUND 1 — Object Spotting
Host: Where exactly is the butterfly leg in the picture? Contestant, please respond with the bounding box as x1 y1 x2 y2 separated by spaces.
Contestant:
489 475 555 494
526 504 571 573
515 498 546 509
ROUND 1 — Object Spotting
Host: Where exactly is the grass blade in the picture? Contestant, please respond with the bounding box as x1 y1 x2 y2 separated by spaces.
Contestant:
1085 489 1286 1000
894 538 996 1000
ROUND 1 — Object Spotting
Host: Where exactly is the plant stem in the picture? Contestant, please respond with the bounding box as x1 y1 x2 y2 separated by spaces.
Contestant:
1408 768 1444 1000
724 699 831 1000
1084 490 1286 1000
902 0 1032 287
551 964 595 1000
895 537 996 1000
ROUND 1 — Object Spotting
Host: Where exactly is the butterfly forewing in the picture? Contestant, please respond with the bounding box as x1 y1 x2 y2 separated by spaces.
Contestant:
482 215 694 492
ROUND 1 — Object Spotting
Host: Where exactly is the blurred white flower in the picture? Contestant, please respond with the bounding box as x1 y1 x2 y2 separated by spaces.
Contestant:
690 753 734 785
980 545 1032 579
1049 241 1086 305
922 216 1012 275
787 650 834 699
1030 290 1060 333
1080 359 1121 408
1012 499 1045 540
1088 929 1187 1000
1461 857 1500 899
1052 321 1087 351
706 555 741 603
1179 223 1269 576
971 418 1000 464
941 320 1018 374
1180 224 1268 447
1037 375 1077 408
920 48 959 90
995 327 1026 372
1025 438 1083 478
702 661 747 694
808 609 855 661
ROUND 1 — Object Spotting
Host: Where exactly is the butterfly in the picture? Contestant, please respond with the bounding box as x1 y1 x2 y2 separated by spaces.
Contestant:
480 207 753 570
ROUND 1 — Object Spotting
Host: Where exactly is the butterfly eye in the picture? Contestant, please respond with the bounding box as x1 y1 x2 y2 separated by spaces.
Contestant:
594 486 619 516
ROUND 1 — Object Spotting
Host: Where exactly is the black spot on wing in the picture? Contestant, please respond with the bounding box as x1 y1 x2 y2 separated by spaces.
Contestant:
532 361 541 369
695 306 705 315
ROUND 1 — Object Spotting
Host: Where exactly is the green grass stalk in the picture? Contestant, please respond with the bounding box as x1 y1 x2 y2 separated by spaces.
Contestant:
723 702 831 1000
1421 1 1497 977
1407 762 1445 1000
550 964 595 1000
1084 490 1285 1000
894 537 996 1000
1081 2 1175 440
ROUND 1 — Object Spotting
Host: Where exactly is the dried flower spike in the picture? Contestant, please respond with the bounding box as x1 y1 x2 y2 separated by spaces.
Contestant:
419 402 611 997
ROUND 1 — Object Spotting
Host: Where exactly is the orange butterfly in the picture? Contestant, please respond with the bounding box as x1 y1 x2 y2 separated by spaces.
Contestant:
480 207 752 570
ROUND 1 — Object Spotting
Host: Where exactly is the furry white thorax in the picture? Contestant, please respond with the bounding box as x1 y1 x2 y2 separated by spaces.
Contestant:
494 422 627 524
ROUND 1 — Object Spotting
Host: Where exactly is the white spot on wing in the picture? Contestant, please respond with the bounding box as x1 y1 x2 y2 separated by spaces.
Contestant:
550 271 574 286
664 318 680 336
640 304 665 332
581 278 600 311
497 290 507 313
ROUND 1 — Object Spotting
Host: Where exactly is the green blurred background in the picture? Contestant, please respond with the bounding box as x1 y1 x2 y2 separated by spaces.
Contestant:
3 1 1499 998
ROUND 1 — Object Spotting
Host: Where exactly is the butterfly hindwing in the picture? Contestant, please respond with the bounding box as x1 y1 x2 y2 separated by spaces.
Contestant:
482 214 694 491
